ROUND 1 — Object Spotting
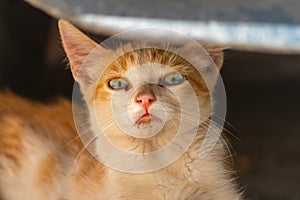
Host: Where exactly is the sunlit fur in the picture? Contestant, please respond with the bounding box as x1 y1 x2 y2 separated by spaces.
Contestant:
0 92 82 200
0 20 242 200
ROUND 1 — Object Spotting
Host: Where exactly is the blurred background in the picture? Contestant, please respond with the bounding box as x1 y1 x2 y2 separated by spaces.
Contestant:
0 0 300 199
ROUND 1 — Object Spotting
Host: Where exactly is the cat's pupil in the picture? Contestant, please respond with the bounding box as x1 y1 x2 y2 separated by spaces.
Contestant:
171 77 176 83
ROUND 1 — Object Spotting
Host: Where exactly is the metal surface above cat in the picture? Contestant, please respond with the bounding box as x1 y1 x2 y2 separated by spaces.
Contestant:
26 0 300 53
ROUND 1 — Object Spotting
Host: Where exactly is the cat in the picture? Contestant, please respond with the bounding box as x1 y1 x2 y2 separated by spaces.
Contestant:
0 19 242 200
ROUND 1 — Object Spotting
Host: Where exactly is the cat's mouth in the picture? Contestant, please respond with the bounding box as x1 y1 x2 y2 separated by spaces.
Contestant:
135 113 158 126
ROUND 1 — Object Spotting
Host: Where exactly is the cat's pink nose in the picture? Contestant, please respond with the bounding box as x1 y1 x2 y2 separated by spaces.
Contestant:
135 94 156 108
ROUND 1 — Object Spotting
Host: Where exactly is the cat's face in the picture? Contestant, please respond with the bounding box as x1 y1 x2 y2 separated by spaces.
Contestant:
59 20 223 153
98 63 182 138
94 49 203 141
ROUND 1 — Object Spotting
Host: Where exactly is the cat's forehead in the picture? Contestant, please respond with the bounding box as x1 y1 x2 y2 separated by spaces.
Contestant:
103 48 191 77
126 64 171 84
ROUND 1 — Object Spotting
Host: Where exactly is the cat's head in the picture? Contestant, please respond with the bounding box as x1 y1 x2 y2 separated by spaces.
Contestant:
59 20 224 153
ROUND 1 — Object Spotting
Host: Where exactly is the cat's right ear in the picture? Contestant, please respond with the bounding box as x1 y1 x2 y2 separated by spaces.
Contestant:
58 20 108 84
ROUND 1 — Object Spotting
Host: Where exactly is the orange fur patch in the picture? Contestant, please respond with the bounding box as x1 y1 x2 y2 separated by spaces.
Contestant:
0 115 25 170
35 154 60 187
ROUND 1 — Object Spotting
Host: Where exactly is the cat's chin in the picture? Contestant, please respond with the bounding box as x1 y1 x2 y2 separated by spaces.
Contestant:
123 116 165 138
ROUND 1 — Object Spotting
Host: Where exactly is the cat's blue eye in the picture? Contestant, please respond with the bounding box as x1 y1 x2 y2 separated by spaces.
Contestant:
108 78 130 90
161 72 185 85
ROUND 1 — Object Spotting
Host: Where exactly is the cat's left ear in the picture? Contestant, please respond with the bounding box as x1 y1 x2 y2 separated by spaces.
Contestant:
58 20 96 82
58 20 110 85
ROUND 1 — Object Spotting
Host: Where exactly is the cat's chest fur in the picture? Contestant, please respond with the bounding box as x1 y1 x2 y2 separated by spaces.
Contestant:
69 145 214 200
107 155 202 200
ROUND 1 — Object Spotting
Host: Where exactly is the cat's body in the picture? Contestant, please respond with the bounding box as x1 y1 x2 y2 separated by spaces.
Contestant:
0 20 241 200
0 92 78 200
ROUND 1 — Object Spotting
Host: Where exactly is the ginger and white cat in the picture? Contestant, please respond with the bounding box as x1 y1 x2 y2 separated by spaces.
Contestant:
0 20 241 200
